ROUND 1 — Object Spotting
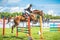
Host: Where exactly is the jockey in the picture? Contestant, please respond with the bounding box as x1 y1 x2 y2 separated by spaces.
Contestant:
24 4 32 15
23 4 33 18
24 4 32 14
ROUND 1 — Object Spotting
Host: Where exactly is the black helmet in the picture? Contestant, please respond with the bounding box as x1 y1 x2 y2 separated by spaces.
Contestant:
30 4 32 7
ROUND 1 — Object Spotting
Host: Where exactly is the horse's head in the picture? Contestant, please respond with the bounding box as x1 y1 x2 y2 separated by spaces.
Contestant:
30 10 44 24
32 10 44 16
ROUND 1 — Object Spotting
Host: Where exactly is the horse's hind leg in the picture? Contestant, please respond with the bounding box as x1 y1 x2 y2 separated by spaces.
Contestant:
11 25 16 33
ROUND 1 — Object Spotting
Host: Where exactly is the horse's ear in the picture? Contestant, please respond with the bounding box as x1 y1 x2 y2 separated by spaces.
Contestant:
39 10 44 16
40 10 43 13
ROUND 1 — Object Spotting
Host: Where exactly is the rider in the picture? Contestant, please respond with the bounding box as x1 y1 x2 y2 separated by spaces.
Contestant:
23 4 33 18
24 4 32 14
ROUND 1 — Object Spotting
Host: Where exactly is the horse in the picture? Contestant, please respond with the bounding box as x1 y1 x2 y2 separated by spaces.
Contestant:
7 10 44 33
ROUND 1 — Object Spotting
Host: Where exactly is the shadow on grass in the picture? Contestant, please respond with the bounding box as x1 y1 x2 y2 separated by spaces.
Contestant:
2 36 9 38
2 35 26 39
10 36 26 40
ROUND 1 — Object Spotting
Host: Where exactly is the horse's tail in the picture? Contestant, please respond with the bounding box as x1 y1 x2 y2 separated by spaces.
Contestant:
7 18 10 24
7 17 12 24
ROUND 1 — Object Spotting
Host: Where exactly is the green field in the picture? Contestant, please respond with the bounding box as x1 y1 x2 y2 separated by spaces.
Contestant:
0 27 60 40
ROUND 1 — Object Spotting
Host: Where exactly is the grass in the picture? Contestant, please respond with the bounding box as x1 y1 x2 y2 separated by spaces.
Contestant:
0 27 60 40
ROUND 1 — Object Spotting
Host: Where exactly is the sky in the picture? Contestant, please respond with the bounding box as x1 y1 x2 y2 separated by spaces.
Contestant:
0 0 60 16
